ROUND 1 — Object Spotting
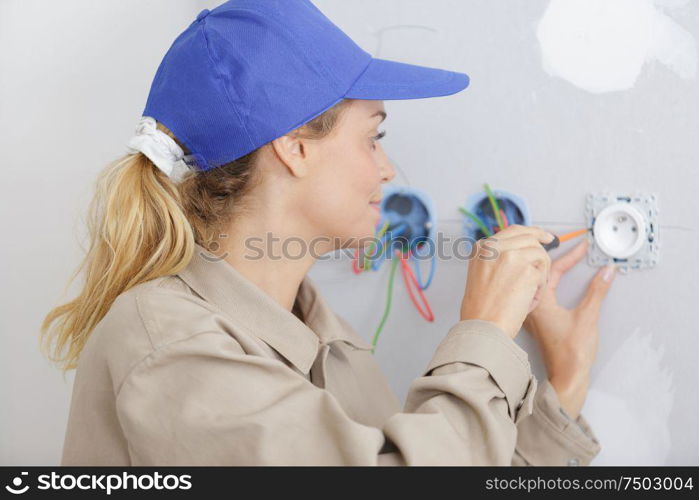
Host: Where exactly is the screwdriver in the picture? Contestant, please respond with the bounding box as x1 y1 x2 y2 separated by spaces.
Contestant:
541 228 589 251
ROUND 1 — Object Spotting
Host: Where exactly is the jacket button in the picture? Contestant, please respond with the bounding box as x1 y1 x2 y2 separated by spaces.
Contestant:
196 9 210 22
567 458 580 466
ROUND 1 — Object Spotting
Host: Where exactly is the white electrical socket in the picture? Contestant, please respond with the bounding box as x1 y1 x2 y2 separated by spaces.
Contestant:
585 192 659 274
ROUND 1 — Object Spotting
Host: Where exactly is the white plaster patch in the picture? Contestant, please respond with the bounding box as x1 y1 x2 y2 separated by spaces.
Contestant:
537 0 697 93
583 328 674 465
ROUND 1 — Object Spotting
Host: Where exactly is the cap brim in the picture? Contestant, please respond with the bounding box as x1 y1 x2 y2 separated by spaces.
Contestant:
344 58 470 100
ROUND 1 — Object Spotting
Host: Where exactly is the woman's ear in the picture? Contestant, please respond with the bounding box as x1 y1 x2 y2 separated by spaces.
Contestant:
270 133 310 178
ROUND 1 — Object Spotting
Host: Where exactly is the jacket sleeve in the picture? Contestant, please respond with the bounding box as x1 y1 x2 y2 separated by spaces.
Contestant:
512 378 601 466
114 320 598 465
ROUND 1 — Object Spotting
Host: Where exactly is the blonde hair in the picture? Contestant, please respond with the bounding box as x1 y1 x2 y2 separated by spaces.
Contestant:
40 98 353 374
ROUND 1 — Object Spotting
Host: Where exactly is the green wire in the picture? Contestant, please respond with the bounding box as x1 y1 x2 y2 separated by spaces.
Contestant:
371 251 400 353
459 206 493 238
483 183 504 231
364 221 390 271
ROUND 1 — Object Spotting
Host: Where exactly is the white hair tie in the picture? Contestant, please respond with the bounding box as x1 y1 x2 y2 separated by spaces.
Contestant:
126 116 192 182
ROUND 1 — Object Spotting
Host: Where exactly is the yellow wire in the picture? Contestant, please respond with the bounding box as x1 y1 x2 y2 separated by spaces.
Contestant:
483 183 505 231
363 221 390 271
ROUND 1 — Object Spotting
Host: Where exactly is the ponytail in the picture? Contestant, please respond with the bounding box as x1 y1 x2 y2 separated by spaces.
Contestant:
40 152 195 374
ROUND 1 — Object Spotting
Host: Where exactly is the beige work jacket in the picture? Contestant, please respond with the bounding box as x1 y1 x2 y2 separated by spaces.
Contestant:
60 243 601 466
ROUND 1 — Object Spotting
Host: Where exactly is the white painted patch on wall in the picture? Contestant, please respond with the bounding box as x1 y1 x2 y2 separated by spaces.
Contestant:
583 328 674 464
537 0 697 93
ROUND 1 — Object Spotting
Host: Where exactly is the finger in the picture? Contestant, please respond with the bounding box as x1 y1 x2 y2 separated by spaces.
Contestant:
549 239 589 288
476 234 541 262
578 263 616 316
509 238 552 285
492 224 556 245
486 240 552 285
488 233 553 253
511 246 551 290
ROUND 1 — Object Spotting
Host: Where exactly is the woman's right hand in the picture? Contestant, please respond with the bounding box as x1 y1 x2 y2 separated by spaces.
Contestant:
459 225 556 339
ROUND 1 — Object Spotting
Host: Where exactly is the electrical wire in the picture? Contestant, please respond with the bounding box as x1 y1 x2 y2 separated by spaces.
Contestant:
352 249 364 274
500 208 509 228
399 251 435 322
364 220 391 271
368 222 408 271
371 249 401 353
483 183 505 231
412 244 436 290
371 244 388 271
353 220 390 274
458 207 493 237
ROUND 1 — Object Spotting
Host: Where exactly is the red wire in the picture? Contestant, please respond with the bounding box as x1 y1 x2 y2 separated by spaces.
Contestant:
399 251 435 322
500 209 509 228
352 248 364 274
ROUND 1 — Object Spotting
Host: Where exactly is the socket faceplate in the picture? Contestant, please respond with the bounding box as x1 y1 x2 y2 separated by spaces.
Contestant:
585 192 659 274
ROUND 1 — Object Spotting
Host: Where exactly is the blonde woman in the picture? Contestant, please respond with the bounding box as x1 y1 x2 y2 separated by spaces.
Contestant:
42 0 615 466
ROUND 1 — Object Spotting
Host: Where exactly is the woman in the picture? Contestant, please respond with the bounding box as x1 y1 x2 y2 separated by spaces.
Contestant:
42 0 616 465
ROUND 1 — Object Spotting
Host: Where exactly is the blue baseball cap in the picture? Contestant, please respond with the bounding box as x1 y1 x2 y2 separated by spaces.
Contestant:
141 0 470 172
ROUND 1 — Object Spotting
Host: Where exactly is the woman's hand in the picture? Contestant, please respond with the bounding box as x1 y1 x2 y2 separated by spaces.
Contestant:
460 225 556 339
523 239 616 419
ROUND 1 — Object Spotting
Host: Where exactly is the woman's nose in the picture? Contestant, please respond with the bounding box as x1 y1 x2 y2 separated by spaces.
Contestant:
380 157 396 183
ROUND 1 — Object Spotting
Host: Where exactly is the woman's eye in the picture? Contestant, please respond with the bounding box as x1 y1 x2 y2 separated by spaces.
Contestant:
371 130 386 149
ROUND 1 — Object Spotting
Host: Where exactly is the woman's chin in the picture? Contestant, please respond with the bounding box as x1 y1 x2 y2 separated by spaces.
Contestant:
331 211 382 249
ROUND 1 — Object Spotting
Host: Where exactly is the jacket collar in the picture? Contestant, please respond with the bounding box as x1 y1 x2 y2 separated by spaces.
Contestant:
177 243 372 374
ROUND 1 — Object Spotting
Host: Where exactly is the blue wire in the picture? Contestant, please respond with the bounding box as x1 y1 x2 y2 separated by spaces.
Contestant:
372 223 408 270
412 245 436 289
370 222 408 271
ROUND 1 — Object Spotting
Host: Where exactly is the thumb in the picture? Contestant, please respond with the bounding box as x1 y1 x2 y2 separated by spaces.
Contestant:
578 263 616 316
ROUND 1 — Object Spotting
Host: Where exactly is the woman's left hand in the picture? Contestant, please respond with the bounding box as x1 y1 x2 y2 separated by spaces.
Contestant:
523 239 616 419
